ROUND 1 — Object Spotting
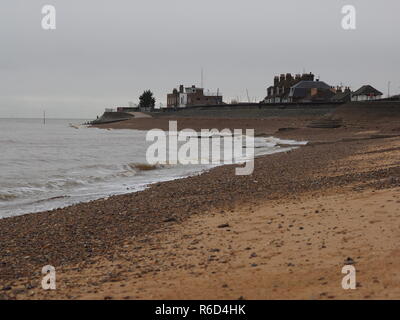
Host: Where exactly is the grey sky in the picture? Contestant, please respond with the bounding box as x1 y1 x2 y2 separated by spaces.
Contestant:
0 0 399 118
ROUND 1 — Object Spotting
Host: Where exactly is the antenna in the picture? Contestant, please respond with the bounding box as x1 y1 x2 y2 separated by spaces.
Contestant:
201 67 204 88
246 89 250 103
388 81 391 98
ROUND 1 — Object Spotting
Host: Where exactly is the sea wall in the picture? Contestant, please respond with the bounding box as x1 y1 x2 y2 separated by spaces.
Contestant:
333 101 400 121
153 104 339 119
91 111 135 124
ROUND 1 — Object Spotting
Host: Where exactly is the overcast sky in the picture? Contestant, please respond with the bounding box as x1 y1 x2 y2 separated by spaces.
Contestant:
0 0 399 118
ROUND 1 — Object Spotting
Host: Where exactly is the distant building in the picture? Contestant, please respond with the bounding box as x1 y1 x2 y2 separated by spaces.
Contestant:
331 87 352 103
106 102 140 113
116 106 139 112
105 106 137 113
264 73 335 103
288 80 335 103
167 85 223 108
264 73 313 103
351 85 383 102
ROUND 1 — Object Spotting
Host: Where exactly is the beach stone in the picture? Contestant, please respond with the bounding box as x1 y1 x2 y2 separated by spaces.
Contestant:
217 224 230 228
344 257 355 265
387 176 399 184
25 283 36 290
0 293 8 300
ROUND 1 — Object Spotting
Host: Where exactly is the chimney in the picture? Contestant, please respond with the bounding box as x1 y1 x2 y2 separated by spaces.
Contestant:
179 85 184 93
274 76 279 87
285 73 293 86
302 73 315 81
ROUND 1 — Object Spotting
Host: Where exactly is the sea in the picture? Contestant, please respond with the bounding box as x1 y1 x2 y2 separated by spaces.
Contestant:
0 118 306 218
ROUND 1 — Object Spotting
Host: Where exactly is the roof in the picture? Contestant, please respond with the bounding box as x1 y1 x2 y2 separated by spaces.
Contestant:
307 90 335 101
352 85 383 96
291 80 331 90
290 88 307 98
331 91 352 101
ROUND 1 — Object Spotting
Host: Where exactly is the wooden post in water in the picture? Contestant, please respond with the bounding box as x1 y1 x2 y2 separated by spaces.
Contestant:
43 110 46 125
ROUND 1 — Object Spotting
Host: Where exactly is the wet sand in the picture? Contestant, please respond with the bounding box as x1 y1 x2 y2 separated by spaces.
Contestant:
1 102 400 300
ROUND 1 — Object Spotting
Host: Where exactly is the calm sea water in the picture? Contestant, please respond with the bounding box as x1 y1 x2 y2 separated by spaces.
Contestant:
0 119 306 218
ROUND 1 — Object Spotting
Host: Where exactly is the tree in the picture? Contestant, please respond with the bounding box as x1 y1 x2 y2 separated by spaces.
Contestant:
138 90 156 111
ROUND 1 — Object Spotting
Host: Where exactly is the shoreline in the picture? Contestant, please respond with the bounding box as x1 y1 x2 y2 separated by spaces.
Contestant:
1 103 400 299
0 132 306 220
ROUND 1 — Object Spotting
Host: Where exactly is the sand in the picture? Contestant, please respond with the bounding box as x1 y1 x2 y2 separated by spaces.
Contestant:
18 187 400 300
1 102 400 300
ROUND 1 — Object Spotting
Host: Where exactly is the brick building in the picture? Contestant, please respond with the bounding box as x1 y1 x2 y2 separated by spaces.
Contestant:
264 73 315 103
264 72 336 103
288 80 335 103
167 85 223 108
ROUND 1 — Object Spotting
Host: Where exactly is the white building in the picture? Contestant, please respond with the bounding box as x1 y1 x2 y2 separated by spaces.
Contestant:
351 85 383 102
